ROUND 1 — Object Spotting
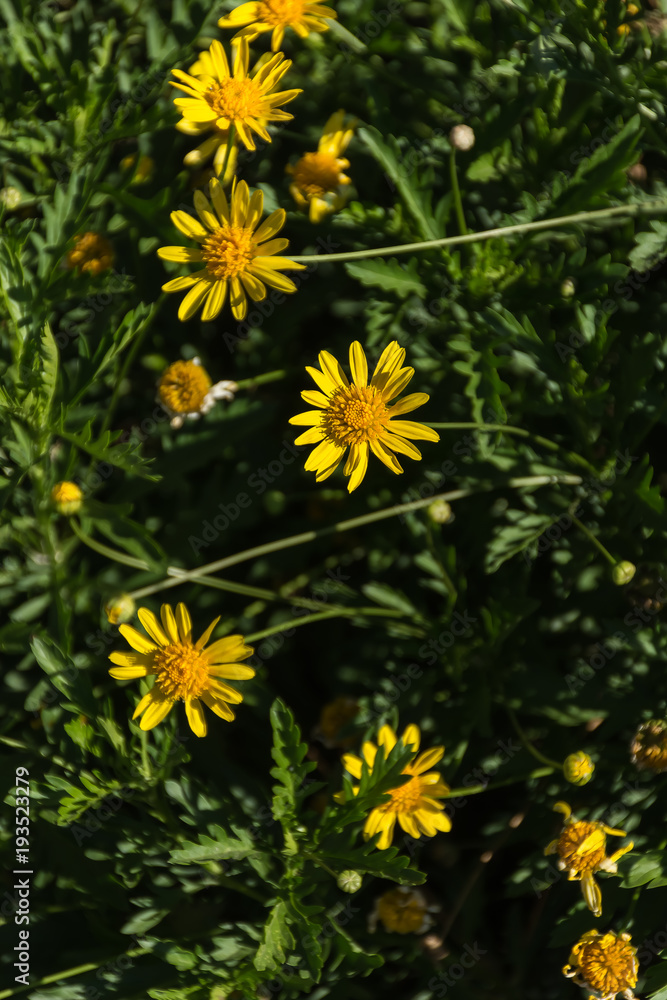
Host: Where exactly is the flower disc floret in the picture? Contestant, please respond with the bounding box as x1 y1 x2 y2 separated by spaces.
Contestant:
158 177 305 322
338 724 452 849
545 802 633 917
290 341 439 492
219 0 337 51
563 929 638 1000
109 602 255 737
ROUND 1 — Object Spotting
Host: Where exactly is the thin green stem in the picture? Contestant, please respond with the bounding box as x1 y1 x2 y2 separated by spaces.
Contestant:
0 950 148 1000
99 296 165 435
288 201 667 264
447 766 555 798
571 514 617 566
506 706 562 770
218 125 236 182
449 147 468 238
325 18 367 52
244 605 407 644
235 369 287 391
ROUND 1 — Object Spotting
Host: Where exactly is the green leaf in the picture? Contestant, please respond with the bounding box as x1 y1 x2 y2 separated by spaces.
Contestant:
345 258 426 300
621 850 665 888
358 126 439 239
170 825 260 864
59 419 160 481
269 698 317 838
254 900 295 973
485 510 556 573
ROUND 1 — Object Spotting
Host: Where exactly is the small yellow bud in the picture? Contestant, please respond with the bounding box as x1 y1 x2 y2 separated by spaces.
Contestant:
563 751 594 786
337 870 362 893
612 560 636 586
104 594 136 625
51 481 83 515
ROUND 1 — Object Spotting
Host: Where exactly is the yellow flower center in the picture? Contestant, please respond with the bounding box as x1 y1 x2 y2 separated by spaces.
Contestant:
205 77 263 123
557 821 607 872
323 384 389 446
577 935 638 995
292 152 341 198
258 0 307 26
386 770 425 813
153 642 210 701
202 224 256 279
158 360 212 414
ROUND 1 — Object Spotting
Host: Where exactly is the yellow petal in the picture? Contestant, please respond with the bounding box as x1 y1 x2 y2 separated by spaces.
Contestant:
342 753 363 779
201 690 235 721
138 608 169 646
109 664 149 680
402 724 420 751
160 604 179 643
362 740 378 769
119 624 156 654
318 350 349 388
138 690 174 731
175 603 192 643
108 651 151 669
208 679 244 704
207 663 256 680
294 426 325 446
195 616 221 650
348 342 367 387
346 442 369 492
204 635 251 661
253 209 286 244
300 389 330 408
185 698 207 737
193 190 218 231
387 392 430 417
398 812 421 839
305 364 337 395
170 211 208 241
201 280 227 321
369 437 403 474
412 746 444 774
178 279 213 322
378 725 397 754
157 246 204 262
289 410 322 426
387 419 440 442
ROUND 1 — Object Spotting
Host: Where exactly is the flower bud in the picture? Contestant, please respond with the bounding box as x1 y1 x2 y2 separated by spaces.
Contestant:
337 870 362 893
449 125 475 152
104 594 136 625
563 751 594 786
51 481 83 515
0 186 22 210
611 560 636 586
427 499 453 524
560 278 576 298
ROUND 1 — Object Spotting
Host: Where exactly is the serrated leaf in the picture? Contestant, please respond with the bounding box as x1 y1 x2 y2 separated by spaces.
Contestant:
170 825 259 864
628 219 667 273
59 420 159 481
254 900 295 973
345 258 426 299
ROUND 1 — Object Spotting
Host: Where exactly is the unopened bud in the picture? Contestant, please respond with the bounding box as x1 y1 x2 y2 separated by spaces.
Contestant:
449 125 475 152
560 278 576 298
563 751 594 786
612 560 636 586
337 870 362 893
104 594 136 625
51 481 83 515
427 499 453 524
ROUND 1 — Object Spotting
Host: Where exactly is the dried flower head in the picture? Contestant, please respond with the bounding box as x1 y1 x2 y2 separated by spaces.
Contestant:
563 929 638 1000
630 719 667 773
157 358 238 428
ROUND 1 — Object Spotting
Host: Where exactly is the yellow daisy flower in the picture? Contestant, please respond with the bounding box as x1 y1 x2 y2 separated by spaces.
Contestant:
156 358 238 428
289 341 440 492
109 602 255 738
50 480 83 514
368 885 440 934
544 801 634 917
563 929 638 1000
630 718 667 773
170 38 301 152
287 109 355 223
218 0 337 52
158 177 305 322
339 724 452 849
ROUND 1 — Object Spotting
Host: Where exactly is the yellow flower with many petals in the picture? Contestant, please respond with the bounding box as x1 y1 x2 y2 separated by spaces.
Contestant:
563 929 638 1000
287 109 354 223
109 602 255 737
170 38 301 152
338 724 452 849
544 801 633 917
158 177 305 322
290 341 439 492
218 0 337 52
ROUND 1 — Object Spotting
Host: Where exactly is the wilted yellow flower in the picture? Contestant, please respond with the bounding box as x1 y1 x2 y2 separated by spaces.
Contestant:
287 110 354 223
368 885 440 934
109 602 255 737
563 752 595 786
337 724 451 849
630 719 667 773
563 929 638 1000
157 358 238 428
66 232 114 275
544 802 633 917
105 594 136 625
170 38 301 152
218 0 337 52
158 177 305 322
290 341 439 492
51 481 83 514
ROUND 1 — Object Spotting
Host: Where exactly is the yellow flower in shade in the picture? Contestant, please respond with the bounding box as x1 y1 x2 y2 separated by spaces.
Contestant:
51 481 83 514
314 695 360 748
630 719 667 773
368 886 440 934
287 110 354 223
157 358 238 428
563 752 595 786
66 232 114 275
218 0 337 52
544 802 633 917
290 341 440 492
170 38 301 152
339 724 452 849
109 602 255 737
158 177 305 322
563 929 638 1000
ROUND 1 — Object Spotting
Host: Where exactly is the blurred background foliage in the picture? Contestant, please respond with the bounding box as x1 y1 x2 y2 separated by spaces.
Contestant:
2 0 667 997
